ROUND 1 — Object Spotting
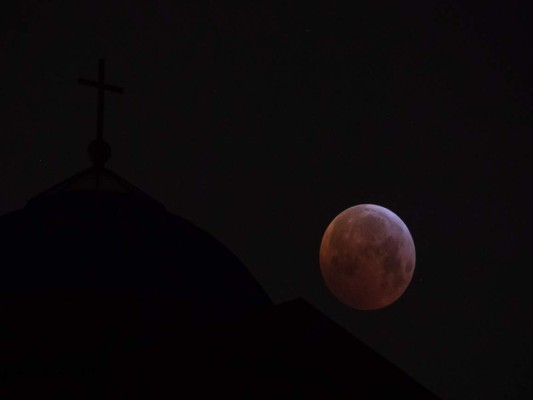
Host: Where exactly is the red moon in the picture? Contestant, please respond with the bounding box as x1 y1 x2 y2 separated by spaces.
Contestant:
319 204 415 310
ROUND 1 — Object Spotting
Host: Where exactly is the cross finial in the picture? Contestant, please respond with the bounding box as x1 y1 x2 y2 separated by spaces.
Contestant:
79 59 124 168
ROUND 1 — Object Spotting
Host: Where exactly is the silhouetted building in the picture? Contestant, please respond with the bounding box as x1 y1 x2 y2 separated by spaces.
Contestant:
0 162 441 398
0 62 439 398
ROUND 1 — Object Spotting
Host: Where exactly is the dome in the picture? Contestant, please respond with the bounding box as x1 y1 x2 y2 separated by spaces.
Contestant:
0 168 272 328
0 57 270 333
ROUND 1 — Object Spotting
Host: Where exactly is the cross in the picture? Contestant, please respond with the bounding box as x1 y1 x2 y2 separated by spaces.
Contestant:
78 59 124 141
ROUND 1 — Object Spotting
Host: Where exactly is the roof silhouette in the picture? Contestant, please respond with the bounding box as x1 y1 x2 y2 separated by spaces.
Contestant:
0 172 440 398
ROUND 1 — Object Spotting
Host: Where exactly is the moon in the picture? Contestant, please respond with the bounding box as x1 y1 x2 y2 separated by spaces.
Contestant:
319 204 415 310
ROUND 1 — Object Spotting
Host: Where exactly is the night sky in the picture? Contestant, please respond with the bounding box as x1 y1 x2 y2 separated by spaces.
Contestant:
1 2 532 398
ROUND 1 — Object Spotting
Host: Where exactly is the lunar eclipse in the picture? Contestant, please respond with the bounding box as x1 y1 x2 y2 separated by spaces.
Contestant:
319 204 415 310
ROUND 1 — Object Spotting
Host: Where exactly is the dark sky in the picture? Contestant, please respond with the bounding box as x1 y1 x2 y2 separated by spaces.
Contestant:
1 2 532 398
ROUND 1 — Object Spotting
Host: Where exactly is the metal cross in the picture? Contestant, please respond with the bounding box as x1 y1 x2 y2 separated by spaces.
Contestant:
78 59 124 141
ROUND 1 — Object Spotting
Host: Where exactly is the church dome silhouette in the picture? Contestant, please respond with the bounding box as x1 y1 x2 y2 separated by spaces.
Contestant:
0 58 271 325
0 60 440 398
0 156 272 327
